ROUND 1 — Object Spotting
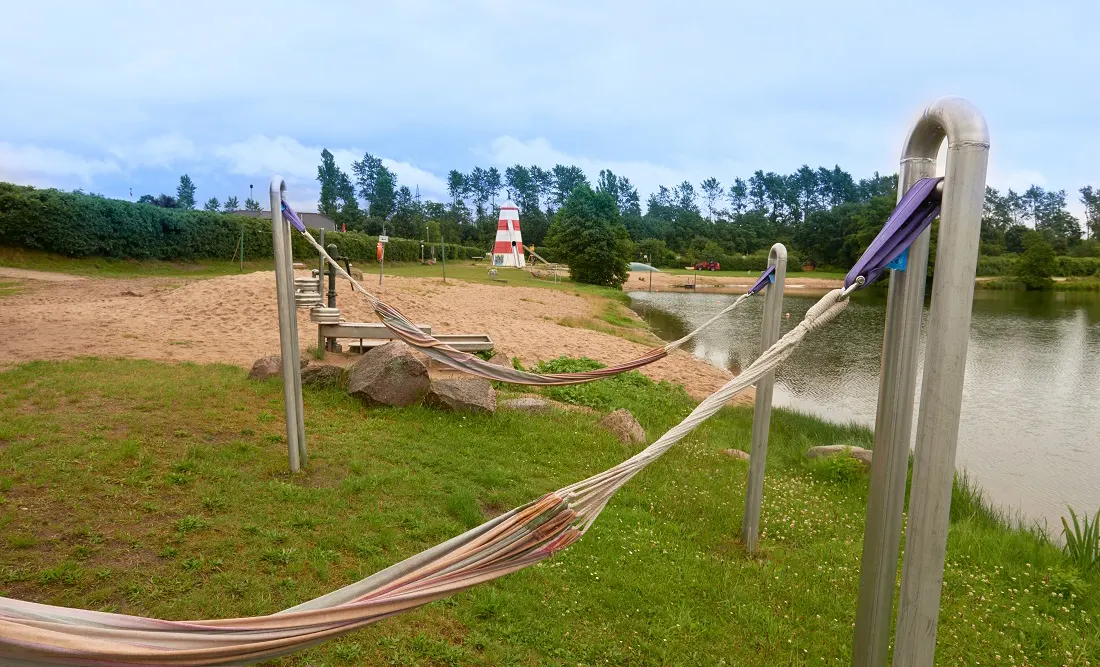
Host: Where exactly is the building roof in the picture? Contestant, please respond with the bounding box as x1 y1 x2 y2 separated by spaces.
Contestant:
230 210 337 231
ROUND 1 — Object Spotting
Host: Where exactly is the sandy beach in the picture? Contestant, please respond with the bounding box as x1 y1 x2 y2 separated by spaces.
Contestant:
0 268 747 401
624 270 842 294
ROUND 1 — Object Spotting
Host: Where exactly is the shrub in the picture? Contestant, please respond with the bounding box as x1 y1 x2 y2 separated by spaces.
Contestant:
545 185 633 288
1016 231 1056 290
0 182 483 263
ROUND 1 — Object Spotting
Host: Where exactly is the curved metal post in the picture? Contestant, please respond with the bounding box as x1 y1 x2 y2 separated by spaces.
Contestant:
270 177 307 472
741 243 787 552
893 98 988 667
850 98 988 666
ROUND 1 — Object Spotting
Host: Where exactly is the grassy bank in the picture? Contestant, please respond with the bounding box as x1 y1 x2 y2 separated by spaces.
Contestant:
977 276 1100 292
0 247 274 278
1 359 1096 665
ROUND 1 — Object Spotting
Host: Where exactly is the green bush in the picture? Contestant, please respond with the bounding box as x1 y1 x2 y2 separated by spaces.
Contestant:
976 255 1018 277
1016 231 1056 290
545 185 633 288
0 182 483 263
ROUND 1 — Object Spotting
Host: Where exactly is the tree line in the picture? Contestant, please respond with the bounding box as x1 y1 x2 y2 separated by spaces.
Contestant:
136 174 261 214
315 148 1100 270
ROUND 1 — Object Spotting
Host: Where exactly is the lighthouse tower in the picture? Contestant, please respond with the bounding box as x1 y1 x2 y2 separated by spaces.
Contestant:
492 203 525 268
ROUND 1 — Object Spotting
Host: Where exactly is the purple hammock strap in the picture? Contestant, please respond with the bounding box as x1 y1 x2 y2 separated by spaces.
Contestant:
281 199 307 233
844 177 942 289
747 265 776 296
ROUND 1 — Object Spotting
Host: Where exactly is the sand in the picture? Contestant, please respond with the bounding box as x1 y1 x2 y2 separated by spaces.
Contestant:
0 269 746 401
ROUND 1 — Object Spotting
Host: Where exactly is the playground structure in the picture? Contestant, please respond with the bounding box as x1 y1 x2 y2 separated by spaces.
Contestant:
1 98 988 667
491 204 525 267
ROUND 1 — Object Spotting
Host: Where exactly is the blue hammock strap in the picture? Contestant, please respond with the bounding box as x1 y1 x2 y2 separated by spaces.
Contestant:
844 177 942 290
746 265 776 296
281 199 307 233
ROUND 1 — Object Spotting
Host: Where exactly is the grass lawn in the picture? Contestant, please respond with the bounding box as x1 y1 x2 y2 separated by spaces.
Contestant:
1 359 1096 665
0 247 274 279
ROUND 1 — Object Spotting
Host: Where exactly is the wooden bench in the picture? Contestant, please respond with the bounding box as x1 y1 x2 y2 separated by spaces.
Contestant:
347 333 494 354
317 322 494 354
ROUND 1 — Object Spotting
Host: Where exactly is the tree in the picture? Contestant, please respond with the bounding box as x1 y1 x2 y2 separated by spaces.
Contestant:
550 164 589 208
137 194 177 208
727 178 748 215
244 198 262 211
700 177 722 220
203 197 220 212
223 196 239 212
176 175 196 209
485 167 502 206
370 166 397 219
531 165 553 212
504 164 539 212
596 169 620 208
352 152 383 209
1081 185 1100 240
317 149 344 219
544 184 633 288
1016 230 1056 290
446 170 465 206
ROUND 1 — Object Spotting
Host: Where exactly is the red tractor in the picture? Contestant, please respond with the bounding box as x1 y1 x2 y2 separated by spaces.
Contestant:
693 260 721 271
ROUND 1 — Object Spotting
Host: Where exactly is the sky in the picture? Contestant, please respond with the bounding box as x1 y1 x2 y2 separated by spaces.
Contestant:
1 1 1097 216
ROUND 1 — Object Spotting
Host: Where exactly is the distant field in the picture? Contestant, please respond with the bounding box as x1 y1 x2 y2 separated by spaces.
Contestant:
662 266 849 281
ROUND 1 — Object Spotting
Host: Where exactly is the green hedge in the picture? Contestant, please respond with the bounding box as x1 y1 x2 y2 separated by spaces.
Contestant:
976 254 1100 277
0 182 482 263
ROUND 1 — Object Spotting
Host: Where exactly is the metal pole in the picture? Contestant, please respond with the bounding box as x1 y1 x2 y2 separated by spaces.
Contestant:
379 223 385 286
741 243 786 553
269 177 306 472
893 98 988 667
852 135 937 667
317 228 325 354
441 229 447 283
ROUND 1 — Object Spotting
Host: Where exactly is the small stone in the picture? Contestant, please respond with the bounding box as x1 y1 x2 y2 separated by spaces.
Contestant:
349 266 364 280
805 444 873 469
347 341 429 407
499 397 554 413
301 364 346 389
598 408 646 446
247 355 308 381
120 290 143 297
426 377 496 413
722 448 750 461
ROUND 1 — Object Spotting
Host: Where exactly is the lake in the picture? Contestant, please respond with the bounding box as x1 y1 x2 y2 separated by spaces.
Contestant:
629 287 1100 533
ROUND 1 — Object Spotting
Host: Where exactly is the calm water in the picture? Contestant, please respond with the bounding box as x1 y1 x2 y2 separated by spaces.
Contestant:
629 288 1100 532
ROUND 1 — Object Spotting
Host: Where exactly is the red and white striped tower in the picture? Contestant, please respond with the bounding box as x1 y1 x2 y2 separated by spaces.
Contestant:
492 203 525 267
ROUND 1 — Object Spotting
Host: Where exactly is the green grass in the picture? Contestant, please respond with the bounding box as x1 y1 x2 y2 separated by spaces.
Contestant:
0 247 272 278
1 358 1096 665
0 280 22 297
977 277 1100 292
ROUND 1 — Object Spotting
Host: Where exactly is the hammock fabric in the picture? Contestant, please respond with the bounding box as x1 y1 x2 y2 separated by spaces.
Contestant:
293 216 763 387
0 289 851 666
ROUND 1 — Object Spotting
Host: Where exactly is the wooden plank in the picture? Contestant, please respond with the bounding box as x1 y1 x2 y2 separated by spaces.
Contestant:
319 322 432 339
348 334 494 353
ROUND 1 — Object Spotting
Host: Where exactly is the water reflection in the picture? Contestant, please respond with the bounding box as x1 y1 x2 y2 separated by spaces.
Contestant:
630 289 1100 531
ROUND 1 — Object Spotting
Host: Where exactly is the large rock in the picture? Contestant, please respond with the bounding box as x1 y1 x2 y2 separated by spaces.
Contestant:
499 397 554 413
248 355 309 381
301 364 346 389
426 377 496 414
722 448 751 461
599 408 646 446
486 352 511 368
347 342 429 407
806 445 873 469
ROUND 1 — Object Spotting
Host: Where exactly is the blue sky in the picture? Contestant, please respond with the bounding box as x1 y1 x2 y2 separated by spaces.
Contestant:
1 1 1097 215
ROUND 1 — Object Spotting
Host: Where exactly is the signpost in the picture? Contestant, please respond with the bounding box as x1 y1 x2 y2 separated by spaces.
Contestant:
378 234 388 285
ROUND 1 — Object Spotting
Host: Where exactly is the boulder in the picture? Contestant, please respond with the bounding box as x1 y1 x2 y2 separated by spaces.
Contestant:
248 355 308 381
301 364 347 389
806 445 873 469
426 377 496 414
347 342 429 407
349 265 365 281
486 352 511 368
722 448 751 461
598 408 646 446
499 397 554 413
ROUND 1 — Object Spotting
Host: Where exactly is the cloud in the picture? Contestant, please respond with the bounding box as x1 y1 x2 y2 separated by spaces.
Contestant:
0 142 120 185
110 134 198 169
380 159 448 199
